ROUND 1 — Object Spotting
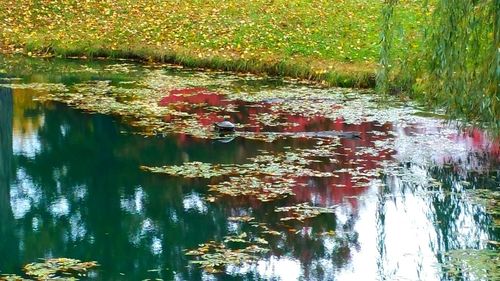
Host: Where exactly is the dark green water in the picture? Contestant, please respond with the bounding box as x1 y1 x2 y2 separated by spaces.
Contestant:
0 56 499 280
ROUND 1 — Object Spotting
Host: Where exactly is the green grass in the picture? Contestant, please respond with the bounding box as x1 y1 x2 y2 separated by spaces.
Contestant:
0 0 424 88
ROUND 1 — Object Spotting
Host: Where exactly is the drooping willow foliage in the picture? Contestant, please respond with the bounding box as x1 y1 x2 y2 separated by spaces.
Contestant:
376 0 397 96
378 0 500 131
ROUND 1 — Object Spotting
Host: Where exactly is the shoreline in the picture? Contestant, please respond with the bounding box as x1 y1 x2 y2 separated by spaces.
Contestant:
0 44 376 89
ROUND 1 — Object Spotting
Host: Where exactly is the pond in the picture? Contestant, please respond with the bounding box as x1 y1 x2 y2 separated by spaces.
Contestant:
0 55 498 280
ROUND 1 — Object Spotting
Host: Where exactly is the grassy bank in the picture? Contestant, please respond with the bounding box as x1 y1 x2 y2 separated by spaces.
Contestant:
0 0 424 88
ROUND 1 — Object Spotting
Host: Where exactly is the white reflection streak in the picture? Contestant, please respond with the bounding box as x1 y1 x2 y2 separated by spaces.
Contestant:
334 119 494 281
12 128 42 158
120 186 146 214
59 123 69 137
256 257 301 280
50 197 70 217
10 169 41 219
73 184 87 200
69 211 87 241
183 192 208 214
382 195 440 280
151 236 163 255
32 217 40 231
140 218 155 236
337 198 379 281
226 256 302 280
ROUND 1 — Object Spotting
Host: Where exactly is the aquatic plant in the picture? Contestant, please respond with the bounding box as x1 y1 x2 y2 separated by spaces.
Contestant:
228 216 255 222
140 162 237 179
0 275 30 281
442 249 500 280
141 145 349 202
275 202 336 222
465 189 500 227
186 234 269 274
0 258 98 281
208 176 297 202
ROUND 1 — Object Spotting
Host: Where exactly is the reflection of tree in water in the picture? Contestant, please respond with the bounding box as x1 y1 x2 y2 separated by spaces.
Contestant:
0 87 12 184
429 165 498 248
8 99 220 279
187 120 396 279
372 162 498 279
0 87 13 212
5 97 292 279
6 92 382 279
6 83 499 280
0 86 17 270
11 89 46 138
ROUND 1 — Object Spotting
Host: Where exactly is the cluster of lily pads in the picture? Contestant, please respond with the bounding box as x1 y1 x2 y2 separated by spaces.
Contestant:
0 258 98 281
442 249 500 281
185 205 339 274
141 142 363 202
209 176 298 202
464 189 500 228
185 231 270 274
275 202 336 222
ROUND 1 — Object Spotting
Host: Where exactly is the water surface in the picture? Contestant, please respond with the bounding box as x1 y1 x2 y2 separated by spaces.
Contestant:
0 56 498 280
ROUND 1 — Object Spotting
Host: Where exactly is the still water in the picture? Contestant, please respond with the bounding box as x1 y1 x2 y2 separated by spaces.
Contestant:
0 56 498 280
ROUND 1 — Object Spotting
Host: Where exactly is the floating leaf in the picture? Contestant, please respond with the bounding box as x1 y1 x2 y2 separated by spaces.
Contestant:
228 216 255 222
0 275 31 281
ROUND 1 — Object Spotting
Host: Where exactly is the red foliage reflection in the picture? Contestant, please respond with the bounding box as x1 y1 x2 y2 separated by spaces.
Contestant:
454 128 500 157
158 87 230 108
158 88 498 215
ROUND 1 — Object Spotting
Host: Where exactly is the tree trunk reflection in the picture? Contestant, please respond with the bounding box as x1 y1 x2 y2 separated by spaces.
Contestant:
0 86 14 264
0 86 13 219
